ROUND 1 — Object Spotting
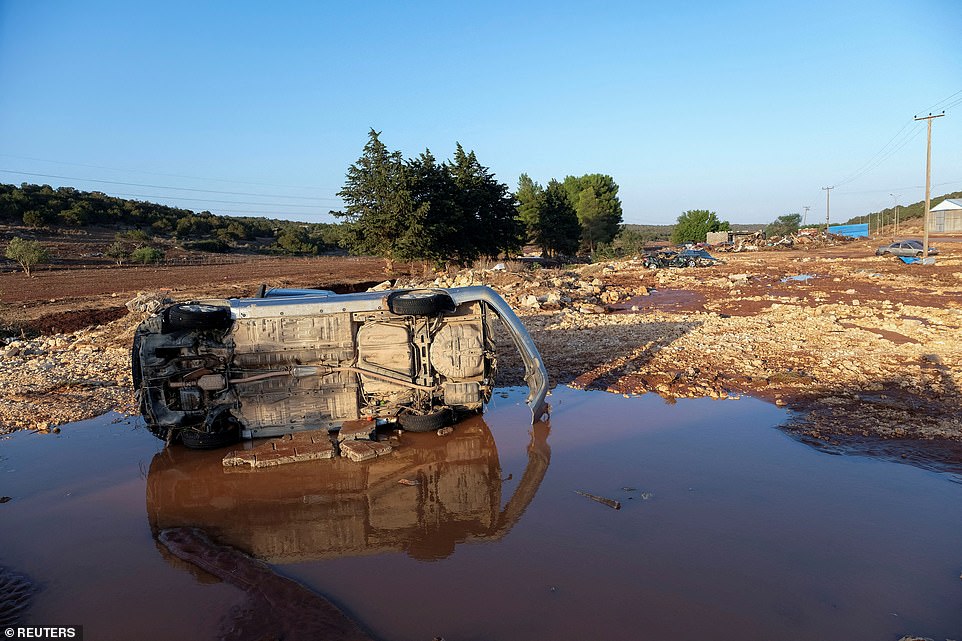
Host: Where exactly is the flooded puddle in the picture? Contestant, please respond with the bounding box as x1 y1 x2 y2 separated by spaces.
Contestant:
1 388 961 640
613 288 705 313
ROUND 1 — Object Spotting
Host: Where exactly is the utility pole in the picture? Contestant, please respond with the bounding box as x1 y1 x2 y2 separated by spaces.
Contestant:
889 193 899 240
802 205 810 226
914 112 945 261
822 186 833 233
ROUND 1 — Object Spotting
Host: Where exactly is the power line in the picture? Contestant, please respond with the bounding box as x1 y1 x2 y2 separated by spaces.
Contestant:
0 153 339 191
923 88 962 113
92 191 340 209
833 122 924 188
0 169 342 201
836 179 961 195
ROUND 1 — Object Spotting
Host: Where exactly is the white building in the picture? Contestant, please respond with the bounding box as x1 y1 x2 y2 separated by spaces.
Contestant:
931 198 962 233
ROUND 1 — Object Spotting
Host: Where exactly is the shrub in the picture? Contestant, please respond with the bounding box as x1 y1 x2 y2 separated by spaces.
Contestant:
5 237 50 276
130 247 164 264
184 239 230 253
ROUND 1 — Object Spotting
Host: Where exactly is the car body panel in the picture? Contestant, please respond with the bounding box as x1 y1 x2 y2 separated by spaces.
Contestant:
134 286 549 444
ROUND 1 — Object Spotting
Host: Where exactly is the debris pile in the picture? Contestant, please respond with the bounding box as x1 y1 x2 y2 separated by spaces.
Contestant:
223 419 404 467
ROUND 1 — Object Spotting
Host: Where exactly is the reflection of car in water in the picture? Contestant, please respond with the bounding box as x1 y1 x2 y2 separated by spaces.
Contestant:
146 415 550 562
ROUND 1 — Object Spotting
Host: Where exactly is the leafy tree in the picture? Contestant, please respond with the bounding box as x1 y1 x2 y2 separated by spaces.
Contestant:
335 129 422 271
336 132 522 268
105 241 131 265
538 181 580 257
175 215 212 239
130 247 164 264
593 227 652 259
515 174 543 244
446 144 521 263
407 149 457 266
563 174 623 250
117 229 151 244
577 187 609 253
765 213 801 238
60 201 92 226
184 239 230 253
275 227 319 254
671 210 730 244
22 209 52 228
5 237 50 276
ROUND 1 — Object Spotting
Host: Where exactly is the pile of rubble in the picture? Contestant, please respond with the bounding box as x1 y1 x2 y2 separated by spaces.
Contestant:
222 419 403 467
713 230 856 253
0 317 138 434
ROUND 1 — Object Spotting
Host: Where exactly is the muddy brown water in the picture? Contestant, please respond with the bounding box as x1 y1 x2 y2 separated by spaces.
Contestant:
1 388 961 641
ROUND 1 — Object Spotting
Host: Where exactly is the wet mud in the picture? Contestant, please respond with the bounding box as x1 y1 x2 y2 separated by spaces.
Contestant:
158 528 374 641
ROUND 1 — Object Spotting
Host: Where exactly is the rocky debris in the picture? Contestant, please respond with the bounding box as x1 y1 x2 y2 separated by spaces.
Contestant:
337 419 377 442
0 314 139 434
223 432 337 468
125 291 171 315
340 439 393 463
366 280 394 292
1 242 960 444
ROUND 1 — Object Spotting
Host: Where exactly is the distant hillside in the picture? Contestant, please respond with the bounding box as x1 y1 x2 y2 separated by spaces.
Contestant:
0 182 343 255
845 191 962 228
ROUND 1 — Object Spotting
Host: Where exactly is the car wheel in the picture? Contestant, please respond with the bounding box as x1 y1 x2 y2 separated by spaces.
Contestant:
687 259 696 268
882 251 891 256
180 424 240 450
388 290 454 316
915 251 923 257
165 303 232 331
399 408 451 433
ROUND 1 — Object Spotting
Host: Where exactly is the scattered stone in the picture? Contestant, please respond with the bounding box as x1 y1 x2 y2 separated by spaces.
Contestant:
436 426 454 436
223 432 335 468
397 478 420 486
337 419 376 442
340 439 393 462
367 280 393 292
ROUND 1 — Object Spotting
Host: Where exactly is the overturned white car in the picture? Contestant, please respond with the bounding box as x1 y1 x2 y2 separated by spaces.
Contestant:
133 286 548 448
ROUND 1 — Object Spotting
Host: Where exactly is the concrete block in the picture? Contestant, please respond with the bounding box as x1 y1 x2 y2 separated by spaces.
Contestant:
337 419 376 442
340 440 378 462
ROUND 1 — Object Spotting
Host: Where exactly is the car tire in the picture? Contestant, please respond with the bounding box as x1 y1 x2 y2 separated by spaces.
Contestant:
180 424 240 450
687 259 696 268
915 251 923 257
399 408 451 433
388 290 454 316
165 303 232 331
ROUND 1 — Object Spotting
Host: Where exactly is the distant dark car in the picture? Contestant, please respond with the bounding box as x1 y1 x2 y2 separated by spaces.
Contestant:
642 248 721 269
875 240 938 257
673 248 721 267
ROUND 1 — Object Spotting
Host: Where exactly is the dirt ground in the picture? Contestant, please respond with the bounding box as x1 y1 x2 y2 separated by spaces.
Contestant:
1 226 960 451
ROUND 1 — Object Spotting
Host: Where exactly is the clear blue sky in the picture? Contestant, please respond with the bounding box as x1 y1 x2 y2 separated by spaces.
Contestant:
1 0 960 225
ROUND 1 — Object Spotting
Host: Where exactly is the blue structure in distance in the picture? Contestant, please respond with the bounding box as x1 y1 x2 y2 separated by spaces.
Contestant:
827 223 869 238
